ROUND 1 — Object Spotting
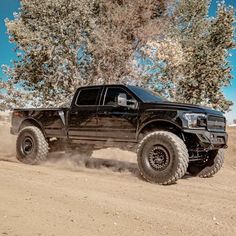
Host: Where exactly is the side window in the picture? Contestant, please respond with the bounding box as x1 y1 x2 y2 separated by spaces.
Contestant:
76 88 100 106
104 88 133 106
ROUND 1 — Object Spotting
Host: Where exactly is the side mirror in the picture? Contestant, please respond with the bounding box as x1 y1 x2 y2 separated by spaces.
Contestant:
117 93 127 107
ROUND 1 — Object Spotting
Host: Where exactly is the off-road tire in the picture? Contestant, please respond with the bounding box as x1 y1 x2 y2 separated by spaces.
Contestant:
188 149 224 178
16 126 48 165
137 131 189 185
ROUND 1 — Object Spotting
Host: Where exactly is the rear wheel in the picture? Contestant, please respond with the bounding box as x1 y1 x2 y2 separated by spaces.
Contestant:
188 149 224 177
137 131 189 185
16 126 48 164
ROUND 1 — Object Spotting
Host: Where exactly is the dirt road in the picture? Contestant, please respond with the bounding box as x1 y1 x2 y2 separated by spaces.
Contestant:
0 123 236 236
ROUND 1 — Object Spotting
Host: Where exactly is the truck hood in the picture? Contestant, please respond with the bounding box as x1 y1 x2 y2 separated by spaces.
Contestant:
141 101 224 117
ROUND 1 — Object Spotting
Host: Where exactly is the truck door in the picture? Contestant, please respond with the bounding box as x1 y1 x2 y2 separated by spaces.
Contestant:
97 86 138 141
68 87 102 139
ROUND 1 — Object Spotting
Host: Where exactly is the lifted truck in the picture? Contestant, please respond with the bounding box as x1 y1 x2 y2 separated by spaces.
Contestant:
11 85 228 185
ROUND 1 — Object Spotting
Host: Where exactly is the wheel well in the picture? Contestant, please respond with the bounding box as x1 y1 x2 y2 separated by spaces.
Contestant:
19 119 44 134
138 121 182 140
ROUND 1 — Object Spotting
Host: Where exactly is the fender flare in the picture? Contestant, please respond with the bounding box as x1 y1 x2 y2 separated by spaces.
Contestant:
19 118 46 136
137 119 182 139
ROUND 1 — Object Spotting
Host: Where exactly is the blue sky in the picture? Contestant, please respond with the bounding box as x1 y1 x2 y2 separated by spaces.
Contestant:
0 0 235 122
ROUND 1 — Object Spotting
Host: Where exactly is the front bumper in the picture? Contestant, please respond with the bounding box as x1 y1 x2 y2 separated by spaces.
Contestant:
183 129 228 150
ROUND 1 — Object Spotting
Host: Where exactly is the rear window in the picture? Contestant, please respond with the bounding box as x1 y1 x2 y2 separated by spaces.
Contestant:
76 88 100 106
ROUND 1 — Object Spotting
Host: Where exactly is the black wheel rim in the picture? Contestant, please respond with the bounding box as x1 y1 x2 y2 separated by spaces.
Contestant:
21 136 34 155
147 145 170 171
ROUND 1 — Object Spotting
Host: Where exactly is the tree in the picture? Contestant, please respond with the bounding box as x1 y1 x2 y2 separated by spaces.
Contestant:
1 0 168 108
1 0 99 107
87 0 169 84
173 0 235 111
129 0 236 110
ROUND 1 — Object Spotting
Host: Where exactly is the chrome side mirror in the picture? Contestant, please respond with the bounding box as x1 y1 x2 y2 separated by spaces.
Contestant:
117 93 127 107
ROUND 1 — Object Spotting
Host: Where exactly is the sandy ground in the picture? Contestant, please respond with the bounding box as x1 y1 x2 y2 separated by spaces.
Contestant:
0 121 236 236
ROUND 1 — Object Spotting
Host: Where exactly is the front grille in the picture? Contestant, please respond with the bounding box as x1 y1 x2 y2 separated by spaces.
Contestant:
207 115 225 131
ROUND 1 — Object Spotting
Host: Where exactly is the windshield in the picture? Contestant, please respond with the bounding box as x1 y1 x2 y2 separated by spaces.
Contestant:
128 85 165 103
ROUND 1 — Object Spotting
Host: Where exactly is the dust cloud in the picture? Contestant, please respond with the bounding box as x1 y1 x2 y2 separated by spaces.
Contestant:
0 123 16 162
45 150 139 177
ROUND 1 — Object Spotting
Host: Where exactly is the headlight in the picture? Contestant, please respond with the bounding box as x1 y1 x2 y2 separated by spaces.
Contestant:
183 113 207 129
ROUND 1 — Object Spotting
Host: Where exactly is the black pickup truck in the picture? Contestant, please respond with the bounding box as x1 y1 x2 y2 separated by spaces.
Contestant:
11 84 228 185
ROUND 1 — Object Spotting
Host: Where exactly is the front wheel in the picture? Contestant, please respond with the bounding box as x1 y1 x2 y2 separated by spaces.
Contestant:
188 149 224 178
137 131 189 185
16 126 48 164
